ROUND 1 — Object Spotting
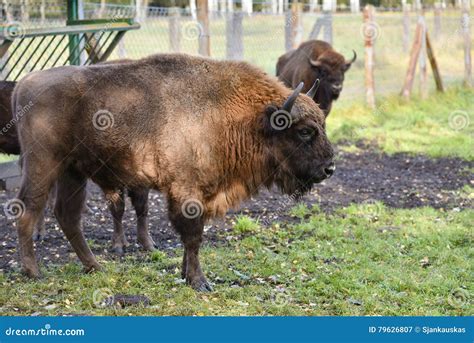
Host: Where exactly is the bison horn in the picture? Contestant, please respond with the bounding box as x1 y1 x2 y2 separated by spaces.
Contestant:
282 82 304 113
309 58 322 67
346 50 357 65
306 79 320 98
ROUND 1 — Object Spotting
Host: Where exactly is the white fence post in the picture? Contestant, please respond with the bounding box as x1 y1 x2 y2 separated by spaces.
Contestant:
350 0 360 13
418 15 428 99
242 0 253 15
322 0 332 12
462 0 472 86
271 0 277 14
226 11 243 60
190 0 197 20
402 0 410 52
169 7 181 52
278 0 284 14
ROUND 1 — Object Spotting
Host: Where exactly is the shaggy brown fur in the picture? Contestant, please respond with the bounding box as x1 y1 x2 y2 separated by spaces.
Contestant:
13 53 334 291
276 40 356 116
1 80 153 254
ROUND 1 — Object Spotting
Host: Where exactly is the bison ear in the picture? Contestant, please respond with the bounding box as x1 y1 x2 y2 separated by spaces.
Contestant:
262 105 293 136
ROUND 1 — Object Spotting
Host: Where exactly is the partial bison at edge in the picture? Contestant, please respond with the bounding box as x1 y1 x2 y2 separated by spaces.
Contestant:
13 53 334 291
276 39 356 116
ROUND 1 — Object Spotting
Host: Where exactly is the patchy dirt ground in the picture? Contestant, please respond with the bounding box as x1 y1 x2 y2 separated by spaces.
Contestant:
1 145 472 273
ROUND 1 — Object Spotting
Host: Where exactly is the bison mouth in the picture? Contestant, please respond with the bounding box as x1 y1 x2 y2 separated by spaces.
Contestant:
271 162 334 197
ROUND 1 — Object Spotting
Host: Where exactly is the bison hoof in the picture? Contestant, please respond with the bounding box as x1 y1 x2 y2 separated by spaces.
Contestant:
32 229 46 242
112 246 125 255
138 238 156 252
84 263 103 274
189 278 213 292
32 232 44 241
23 267 41 279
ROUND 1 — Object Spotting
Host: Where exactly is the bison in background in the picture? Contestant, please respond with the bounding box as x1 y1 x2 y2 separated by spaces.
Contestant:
276 40 356 116
13 53 334 291
0 81 20 155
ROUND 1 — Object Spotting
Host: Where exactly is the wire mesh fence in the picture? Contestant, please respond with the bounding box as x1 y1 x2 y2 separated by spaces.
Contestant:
1 1 471 105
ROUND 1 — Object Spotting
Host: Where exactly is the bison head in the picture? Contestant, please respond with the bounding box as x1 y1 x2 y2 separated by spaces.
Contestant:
308 50 356 115
263 81 335 196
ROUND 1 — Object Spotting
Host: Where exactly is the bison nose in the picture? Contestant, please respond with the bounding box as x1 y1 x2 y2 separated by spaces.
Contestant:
323 162 336 178
332 84 342 92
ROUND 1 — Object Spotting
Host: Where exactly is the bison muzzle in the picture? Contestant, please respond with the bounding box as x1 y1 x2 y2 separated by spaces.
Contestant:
13 53 334 291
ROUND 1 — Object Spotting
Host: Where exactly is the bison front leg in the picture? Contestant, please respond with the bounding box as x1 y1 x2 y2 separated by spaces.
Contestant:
169 199 212 292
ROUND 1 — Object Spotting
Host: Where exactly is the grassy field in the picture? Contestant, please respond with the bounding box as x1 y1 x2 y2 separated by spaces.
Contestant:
328 86 474 160
0 88 472 316
0 202 472 316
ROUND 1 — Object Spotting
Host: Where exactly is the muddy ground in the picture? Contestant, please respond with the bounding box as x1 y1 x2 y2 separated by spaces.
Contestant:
1 145 472 273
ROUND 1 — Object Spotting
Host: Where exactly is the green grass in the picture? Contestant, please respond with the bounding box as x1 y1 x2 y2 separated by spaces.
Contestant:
1 203 472 316
0 154 17 163
328 87 474 160
233 215 260 234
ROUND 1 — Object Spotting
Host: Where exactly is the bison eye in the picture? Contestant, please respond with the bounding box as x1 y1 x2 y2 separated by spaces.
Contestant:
298 128 315 141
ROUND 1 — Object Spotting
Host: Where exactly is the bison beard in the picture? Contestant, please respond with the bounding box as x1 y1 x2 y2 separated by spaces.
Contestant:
13 53 334 291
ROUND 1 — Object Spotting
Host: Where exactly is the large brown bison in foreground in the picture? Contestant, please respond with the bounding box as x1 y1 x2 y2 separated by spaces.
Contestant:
13 53 334 291
276 40 356 116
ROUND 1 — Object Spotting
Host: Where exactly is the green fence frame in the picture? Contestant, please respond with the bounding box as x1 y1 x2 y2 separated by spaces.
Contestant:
0 18 139 81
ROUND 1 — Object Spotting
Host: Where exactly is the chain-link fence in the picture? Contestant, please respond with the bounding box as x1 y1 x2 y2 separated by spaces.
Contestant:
1 1 471 104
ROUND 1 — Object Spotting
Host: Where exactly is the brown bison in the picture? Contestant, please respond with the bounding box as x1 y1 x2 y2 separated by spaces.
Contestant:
13 53 334 291
276 40 356 116
0 81 20 155
1 80 153 253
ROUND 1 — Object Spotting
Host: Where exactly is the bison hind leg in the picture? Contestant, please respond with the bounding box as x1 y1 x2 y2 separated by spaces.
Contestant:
15 160 59 278
129 188 155 251
54 168 101 274
32 183 57 241
107 189 129 255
